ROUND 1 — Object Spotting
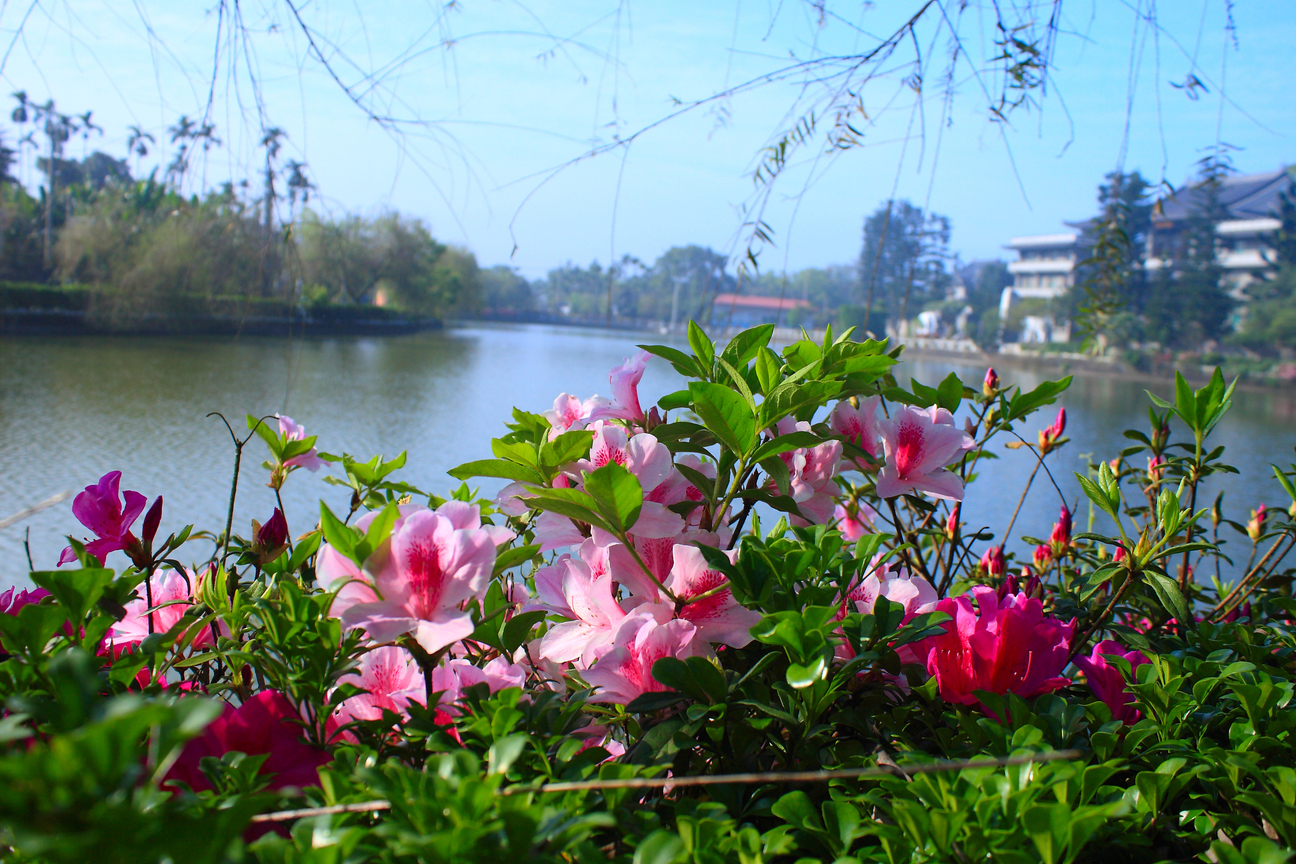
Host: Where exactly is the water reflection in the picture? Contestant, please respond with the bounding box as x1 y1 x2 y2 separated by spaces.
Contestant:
1 324 1292 588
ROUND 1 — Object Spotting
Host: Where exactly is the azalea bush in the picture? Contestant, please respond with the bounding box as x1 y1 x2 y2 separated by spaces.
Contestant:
2 321 1296 864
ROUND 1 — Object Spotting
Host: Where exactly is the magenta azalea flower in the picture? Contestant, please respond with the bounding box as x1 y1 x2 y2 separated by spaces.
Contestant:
919 586 1074 708
330 502 510 654
1074 639 1149 724
665 545 761 648
584 610 699 704
165 690 330 793
0 586 49 615
58 471 148 566
875 405 974 501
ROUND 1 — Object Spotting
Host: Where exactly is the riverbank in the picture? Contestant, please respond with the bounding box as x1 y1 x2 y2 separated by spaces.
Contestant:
0 282 441 337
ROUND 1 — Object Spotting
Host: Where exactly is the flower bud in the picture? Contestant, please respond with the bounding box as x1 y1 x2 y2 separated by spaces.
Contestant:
945 504 960 541
980 545 1005 578
1147 455 1164 483
1113 546 1127 563
963 416 976 437
996 571 1019 601
258 508 289 551
1037 407 1067 454
1247 505 1266 542
1049 505 1072 549
142 496 163 550
1033 544 1052 570
983 367 999 397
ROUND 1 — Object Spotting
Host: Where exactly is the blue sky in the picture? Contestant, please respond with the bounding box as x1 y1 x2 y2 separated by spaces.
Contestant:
0 1 1290 279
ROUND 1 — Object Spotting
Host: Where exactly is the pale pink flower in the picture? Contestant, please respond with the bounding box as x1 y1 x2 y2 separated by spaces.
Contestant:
58 470 148 566
771 418 842 525
331 502 509 654
584 611 699 704
833 502 878 541
573 723 627 760
108 567 220 648
588 351 650 423
576 421 674 492
830 396 882 462
840 561 938 620
333 645 427 727
919 586 1074 708
278 414 327 472
533 546 627 667
431 656 527 717
664 545 762 648
875 405 974 501
543 393 611 440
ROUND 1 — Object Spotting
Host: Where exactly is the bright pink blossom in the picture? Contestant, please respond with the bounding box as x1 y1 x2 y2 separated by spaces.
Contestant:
278 415 327 472
333 645 426 728
875 406 974 501
840 561 938 621
58 471 148 566
1073 639 1149 724
665 545 762 648
330 502 509 654
532 544 627 667
0 586 49 615
108 567 220 648
584 611 699 704
1033 545 1053 570
544 393 611 440
830 396 882 462
165 691 331 792
431 656 528 717
833 502 878 541
1050 506 1072 548
920 587 1074 708
589 351 650 423
771 418 842 524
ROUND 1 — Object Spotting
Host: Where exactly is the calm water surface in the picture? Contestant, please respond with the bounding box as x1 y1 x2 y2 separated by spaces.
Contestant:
2 323 1293 588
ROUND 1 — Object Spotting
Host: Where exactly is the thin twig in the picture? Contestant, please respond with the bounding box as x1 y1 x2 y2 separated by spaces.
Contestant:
247 749 1083 823
0 490 72 530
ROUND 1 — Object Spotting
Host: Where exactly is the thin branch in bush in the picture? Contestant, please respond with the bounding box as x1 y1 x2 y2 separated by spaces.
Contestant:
247 750 1085 824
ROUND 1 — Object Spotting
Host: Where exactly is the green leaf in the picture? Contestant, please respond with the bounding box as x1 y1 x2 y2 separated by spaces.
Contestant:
319 502 361 565
354 501 399 562
525 486 611 532
657 389 693 412
246 413 283 455
583 462 644 533
541 430 594 470
1006 377 1073 422
448 459 542 484
754 346 783 395
720 323 775 371
1075 473 1119 521
689 381 756 455
624 691 686 713
935 372 964 413
1144 571 1191 622
634 829 687 864
501 610 547 654
717 356 756 410
688 321 715 373
639 344 702 378
1174 371 1197 433
493 543 541 577
750 430 822 464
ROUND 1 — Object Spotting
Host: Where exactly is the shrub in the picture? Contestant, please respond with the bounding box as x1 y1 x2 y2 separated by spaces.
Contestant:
1 322 1294 863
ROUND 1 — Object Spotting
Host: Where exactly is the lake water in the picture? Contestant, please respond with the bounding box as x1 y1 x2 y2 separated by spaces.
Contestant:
2 323 1292 589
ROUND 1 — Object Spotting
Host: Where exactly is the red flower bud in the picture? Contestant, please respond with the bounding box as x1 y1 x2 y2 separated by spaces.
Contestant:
1033 544 1052 569
1049 505 1072 548
981 545 1005 578
142 496 163 550
946 504 960 541
258 508 289 551
983 367 999 396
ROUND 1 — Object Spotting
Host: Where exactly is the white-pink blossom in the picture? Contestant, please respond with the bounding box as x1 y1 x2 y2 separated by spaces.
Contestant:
531 544 627 667
875 405 974 501
108 566 221 648
833 502 879 541
584 611 699 704
589 351 650 423
830 396 883 462
664 545 762 648
771 418 842 525
277 414 327 472
333 646 426 728
543 393 610 440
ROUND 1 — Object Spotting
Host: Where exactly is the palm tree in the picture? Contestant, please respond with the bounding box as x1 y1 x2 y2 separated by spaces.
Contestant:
126 124 154 178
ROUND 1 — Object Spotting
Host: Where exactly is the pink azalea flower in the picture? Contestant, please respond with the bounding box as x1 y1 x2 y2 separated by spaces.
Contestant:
875 406 974 501
588 351 650 423
431 656 528 717
108 567 221 648
165 690 331 793
331 502 510 654
1073 639 1149 724
584 611 699 704
919 586 1074 709
665 545 762 648
532 545 627 667
834 502 878 541
333 645 426 727
770 418 842 525
58 471 148 566
277 414 327 472
840 560 938 620
830 396 883 462
573 722 627 760
543 393 610 440
576 421 674 492
0 586 49 615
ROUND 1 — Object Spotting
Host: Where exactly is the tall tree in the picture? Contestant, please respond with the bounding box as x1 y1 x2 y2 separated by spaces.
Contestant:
857 200 950 329
1072 170 1152 349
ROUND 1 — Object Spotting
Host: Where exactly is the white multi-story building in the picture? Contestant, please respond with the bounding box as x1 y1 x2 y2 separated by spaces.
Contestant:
1000 233 1081 342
